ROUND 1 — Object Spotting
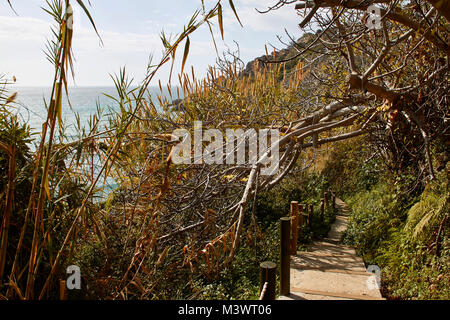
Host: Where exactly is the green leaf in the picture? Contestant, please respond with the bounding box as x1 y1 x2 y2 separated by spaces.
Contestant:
76 0 103 44
218 4 224 40
76 142 83 166
55 83 63 128
43 172 50 200
206 21 219 54
6 0 18 15
228 0 243 27
181 36 190 75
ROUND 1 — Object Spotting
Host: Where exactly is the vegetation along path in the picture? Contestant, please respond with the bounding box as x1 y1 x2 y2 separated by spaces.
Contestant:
280 198 384 300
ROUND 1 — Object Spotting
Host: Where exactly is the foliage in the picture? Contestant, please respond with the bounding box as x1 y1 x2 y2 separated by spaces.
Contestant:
343 181 404 263
377 171 449 300
255 171 323 228
321 137 381 198
192 171 338 300
377 225 449 300
337 153 449 299
1 0 449 300
193 222 279 300
0 0 243 300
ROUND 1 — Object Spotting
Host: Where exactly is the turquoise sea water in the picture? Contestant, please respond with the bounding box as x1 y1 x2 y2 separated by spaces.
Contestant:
13 86 118 135
11 86 170 137
10 86 171 196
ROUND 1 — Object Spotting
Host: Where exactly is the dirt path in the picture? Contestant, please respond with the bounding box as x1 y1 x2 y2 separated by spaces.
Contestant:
279 198 384 300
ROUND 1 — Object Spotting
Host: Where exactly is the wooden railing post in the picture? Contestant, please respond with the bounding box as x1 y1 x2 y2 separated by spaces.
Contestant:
280 217 291 296
332 193 336 212
59 280 68 300
290 201 299 255
259 261 276 300
324 191 329 208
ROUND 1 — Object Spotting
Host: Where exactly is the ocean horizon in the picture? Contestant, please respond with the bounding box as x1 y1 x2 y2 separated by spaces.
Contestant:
7 85 177 195
9 86 175 138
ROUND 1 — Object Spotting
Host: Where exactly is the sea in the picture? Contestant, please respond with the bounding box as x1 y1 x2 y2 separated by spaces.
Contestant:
10 86 171 138
8 86 174 197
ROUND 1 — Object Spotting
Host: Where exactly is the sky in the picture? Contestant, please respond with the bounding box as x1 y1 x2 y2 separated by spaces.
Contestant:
0 0 304 87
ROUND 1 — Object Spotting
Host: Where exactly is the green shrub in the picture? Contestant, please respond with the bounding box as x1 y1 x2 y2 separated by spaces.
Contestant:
376 172 449 300
194 222 279 300
342 181 403 263
342 170 449 299
321 138 381 198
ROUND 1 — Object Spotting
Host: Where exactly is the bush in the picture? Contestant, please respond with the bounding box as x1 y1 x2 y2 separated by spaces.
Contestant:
342 170 449 299
342 181 404 263
377 172 449 300
194 222 279 300
321 138 381 198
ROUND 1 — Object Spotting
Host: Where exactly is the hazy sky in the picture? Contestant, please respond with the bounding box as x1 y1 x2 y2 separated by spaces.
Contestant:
0 0 303 87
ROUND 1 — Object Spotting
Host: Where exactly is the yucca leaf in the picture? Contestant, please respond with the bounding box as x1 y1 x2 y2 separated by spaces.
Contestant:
76 142 83 166
55 83 63 128
6 0 18 15
218 4 224 39
228 0 243 27
206 21 219 54
76 0 103 44
43 172 50 200
47 233 54 265
0 142 13 156
5 92 17 105
181 36 190 75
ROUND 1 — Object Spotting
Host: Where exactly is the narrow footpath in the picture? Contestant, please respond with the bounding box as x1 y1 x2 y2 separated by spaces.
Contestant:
279 198 385 300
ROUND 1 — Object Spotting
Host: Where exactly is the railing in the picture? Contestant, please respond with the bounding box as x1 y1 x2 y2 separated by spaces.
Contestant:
259 262 276 300
259 189 337 300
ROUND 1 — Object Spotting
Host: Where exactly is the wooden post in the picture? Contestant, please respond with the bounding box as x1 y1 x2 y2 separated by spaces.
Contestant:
324 191 329 208
259 261 276 300
59 280 68 300
280 217 291 296
290 201 299 255
320 198 325 223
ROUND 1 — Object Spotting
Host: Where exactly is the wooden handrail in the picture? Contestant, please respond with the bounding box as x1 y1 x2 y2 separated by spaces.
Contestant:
259 282 269 300
59 280 68 300
280 217 291 296
259 261 276 300
265 190 339 298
